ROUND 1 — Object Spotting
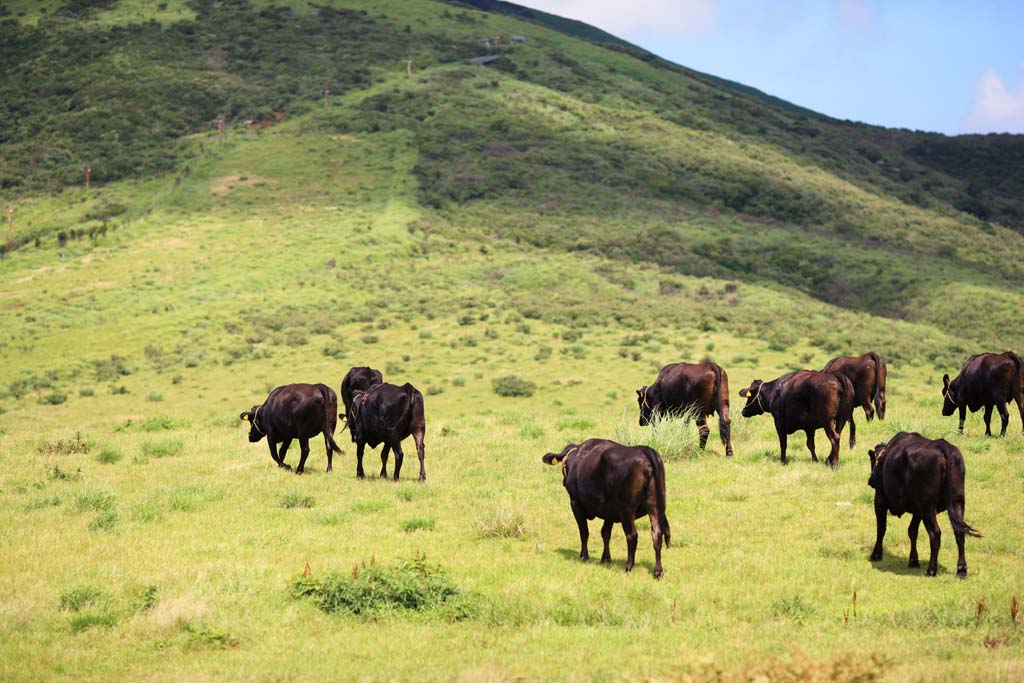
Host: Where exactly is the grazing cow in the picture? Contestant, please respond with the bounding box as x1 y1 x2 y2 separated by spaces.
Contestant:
349 382 426 481
542 439 670 578
240 383 341 474
340 366 383 440
738 370 855 468
823 351 887 421
636 362 733 457
868 432 981 577
942 351 1024 436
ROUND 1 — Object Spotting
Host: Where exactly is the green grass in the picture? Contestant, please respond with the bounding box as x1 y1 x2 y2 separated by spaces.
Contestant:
0 1 1023 680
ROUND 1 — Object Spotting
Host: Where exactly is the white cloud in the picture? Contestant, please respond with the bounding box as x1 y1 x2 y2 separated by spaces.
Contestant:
524 0 718 37
962 66 1024 134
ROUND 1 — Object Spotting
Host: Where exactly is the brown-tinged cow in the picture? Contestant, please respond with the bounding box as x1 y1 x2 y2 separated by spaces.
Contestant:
868 432 981 578
942 351 1024 436
738 370 855 468
542 439 670 578
240 383 341 474
823 351 887 421
637 361 733 457
349 382 426 481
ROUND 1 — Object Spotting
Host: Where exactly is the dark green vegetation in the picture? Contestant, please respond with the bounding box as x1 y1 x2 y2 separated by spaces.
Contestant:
1 1 1024 681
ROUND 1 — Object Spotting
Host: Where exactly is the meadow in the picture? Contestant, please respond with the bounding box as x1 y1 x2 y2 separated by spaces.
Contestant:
1 1 1023 680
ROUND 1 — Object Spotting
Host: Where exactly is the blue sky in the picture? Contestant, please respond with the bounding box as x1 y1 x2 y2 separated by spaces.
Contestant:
522 1 1024 135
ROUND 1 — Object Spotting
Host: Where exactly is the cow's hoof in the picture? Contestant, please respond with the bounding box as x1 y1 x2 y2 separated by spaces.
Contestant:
624 565 634 574
326 468 332 474
357 472 365 479
419 475 426 482
726 451 734 458
926 566 937 577
957 569 968 579
908 558 920 568
600 557 611 564
869 553 882 562
281 464 292 471
294 469 304 475
653 569 663 580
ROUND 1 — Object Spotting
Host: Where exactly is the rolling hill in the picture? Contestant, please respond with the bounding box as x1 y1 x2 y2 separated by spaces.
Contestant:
1 2 1023 682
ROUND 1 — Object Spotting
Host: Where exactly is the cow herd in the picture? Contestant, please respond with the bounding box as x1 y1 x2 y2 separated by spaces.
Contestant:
241 351 1024 579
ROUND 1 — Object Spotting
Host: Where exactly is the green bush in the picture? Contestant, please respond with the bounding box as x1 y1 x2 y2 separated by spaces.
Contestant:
60 585 108 612
281 492 316 509
492 375 536 398
401 517 436 532
290 555 476 619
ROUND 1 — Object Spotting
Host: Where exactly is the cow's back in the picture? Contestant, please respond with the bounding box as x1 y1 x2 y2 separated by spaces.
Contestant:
879 433 946 516
264 383 330 439
567 440 652 522
777 371 841 425
656 363 718 413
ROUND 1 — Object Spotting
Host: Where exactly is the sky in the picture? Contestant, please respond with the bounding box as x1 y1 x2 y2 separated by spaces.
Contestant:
520 0 1024 136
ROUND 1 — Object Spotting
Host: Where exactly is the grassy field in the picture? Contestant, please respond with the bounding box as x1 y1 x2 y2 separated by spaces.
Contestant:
1 1 1023 681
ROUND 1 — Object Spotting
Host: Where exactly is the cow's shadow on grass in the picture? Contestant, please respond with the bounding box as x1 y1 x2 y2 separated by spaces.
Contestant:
867 551 955 577
554 547 657 575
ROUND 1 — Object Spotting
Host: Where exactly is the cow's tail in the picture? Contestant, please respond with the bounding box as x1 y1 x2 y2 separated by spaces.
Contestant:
712 363 732 454
319 385 342 454
643 447 671 548
386 383 423 434
939 441 982 539
1006 351 1024 394
866 351 887 421
836 373 856 448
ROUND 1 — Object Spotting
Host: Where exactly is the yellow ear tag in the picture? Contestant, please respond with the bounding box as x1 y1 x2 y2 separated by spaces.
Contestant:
242 415 250 421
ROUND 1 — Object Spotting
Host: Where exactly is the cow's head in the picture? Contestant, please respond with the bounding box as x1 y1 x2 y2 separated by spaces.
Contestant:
738 380 765 417
941 374 958 416
637 386 655 426
239 405 265 442
542 443 579 483
867 442 887 488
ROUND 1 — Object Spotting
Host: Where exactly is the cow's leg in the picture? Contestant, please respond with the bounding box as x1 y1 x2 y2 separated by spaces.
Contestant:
696 414 710 450
356 441 366 479
1015 392 1024 435
600 519 614 563
951 500 968 578
571 500 589 560
870 497 886 561
922 509 942 576
805 429 818 462
958 405 966 434
824 420 841 469
907 515 921 568
848 413 856 449
379 444 391 479
392 442 405 481
621 514 639 574
775 420 788 465
983 404 994 436
324 434 333 473
863 396 875 422
270 439 291 471
413 425 426 482
720 413 733 458
648 509 665 580
997 402 1009 437
294 438 311 474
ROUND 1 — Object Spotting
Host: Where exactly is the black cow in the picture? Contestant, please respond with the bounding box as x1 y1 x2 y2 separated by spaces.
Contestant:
340 366 383 440
542 439 670 578
738 370 855 468
637 362 733 457
942 351 1024 436
868 432 981 577
823 351 887 421
240 383 341 474
349 382 426 481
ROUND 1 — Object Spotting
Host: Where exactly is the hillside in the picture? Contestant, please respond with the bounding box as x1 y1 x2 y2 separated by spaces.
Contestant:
1 2 1024 682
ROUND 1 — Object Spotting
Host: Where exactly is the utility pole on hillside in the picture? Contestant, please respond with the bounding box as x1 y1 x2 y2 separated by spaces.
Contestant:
216 116 225 143
403 55 413 77
84 166 91 189
4 206 12 253
322 87 330 107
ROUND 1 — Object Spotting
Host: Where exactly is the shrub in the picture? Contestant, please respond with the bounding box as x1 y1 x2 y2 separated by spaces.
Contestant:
361 334 379 344
60 585 108 612
476 508 527 538
69 613 118 632
451 376 466 387
79 386 96 397
146 391 164 402
281 492 316 509
89 510 119 531
25 495 62 511
426 386 444 396
48 464 82 481
76 488 116 512
401 517 436 532
492 375 536 398
289 554 476 619
37 432 91 455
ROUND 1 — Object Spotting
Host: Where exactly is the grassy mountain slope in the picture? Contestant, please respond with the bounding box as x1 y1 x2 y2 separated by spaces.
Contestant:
1 1 1023 681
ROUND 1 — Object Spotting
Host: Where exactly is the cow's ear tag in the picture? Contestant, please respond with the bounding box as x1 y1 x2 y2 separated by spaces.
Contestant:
242 414 250 421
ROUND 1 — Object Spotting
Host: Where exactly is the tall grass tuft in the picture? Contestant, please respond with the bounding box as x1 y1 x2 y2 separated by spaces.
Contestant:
612 407 700 460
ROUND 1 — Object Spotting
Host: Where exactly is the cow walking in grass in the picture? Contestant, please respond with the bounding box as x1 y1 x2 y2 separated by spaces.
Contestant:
823 351 887 422
637 361 733 457
941 351 1024 436
542 439 670 578
349 382 426 481
240 383 341 474
738 370 855 468
868 432 981 578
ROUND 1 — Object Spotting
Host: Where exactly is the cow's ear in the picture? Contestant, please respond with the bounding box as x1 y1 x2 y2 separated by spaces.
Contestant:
240 412 251 421
636 389 643 397
738 388 748 397
541 452 559 465
942 373 950 387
